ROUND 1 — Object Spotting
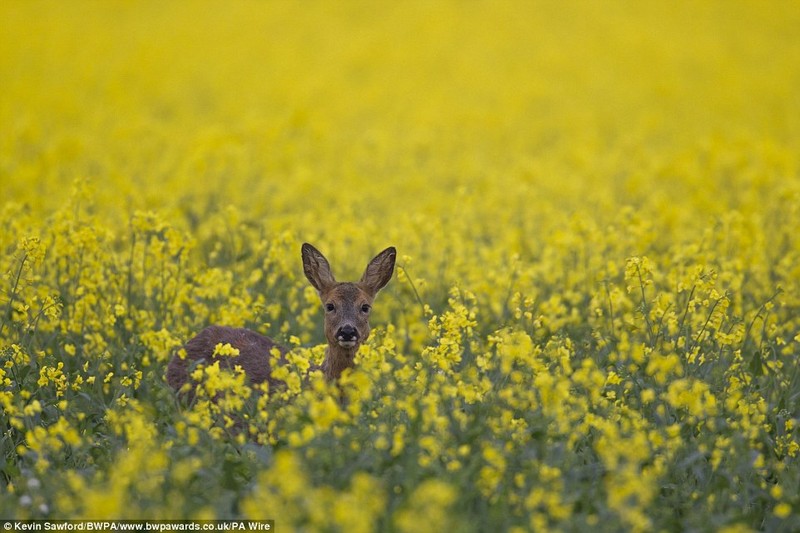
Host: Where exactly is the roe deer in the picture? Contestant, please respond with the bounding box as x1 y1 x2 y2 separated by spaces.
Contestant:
166 243 396 395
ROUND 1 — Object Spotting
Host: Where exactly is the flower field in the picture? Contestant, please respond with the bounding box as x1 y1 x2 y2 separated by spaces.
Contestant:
2 1 800 530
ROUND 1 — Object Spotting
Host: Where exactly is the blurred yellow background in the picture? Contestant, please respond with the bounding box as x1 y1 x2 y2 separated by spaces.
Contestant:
3 1 797 226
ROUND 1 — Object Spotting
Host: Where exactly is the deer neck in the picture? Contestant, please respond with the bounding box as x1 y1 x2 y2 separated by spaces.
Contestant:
321 343 357 380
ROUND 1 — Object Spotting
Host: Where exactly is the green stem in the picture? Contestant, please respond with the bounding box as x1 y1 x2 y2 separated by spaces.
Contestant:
0 252 28 339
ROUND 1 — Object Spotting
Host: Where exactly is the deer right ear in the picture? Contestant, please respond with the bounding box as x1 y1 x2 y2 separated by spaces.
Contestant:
361 246 397 296
302 243 336 294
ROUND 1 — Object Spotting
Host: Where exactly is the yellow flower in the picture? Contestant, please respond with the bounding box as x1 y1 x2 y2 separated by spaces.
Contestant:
774 503 791 519
23 400 42 416
308 394 341 431
213 342 240 357
394 479 458 533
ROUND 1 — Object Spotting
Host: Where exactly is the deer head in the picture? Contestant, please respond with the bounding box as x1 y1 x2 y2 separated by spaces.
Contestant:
302 243 396 373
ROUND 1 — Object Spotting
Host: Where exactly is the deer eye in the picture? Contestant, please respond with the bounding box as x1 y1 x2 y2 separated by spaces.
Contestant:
361 304 371 314
325 303 336 312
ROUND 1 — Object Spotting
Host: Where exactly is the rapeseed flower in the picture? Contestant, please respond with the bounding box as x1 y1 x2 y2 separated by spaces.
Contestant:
2 0 799 529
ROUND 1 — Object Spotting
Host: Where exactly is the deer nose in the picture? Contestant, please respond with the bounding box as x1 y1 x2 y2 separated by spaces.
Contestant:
337 325 358 342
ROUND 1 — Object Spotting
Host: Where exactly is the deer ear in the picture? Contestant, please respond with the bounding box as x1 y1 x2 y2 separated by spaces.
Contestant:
361 246 396 296
302 243 336 293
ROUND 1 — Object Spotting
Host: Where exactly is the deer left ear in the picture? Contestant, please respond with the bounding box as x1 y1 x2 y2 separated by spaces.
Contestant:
302 243 337 294
360 247 396 296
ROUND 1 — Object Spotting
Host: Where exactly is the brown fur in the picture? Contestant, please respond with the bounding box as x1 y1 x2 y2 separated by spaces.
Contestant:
165 244 396 395
165 325 288 393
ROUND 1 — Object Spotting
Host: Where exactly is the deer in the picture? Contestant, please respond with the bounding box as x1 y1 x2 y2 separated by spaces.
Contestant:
166 243 396 396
